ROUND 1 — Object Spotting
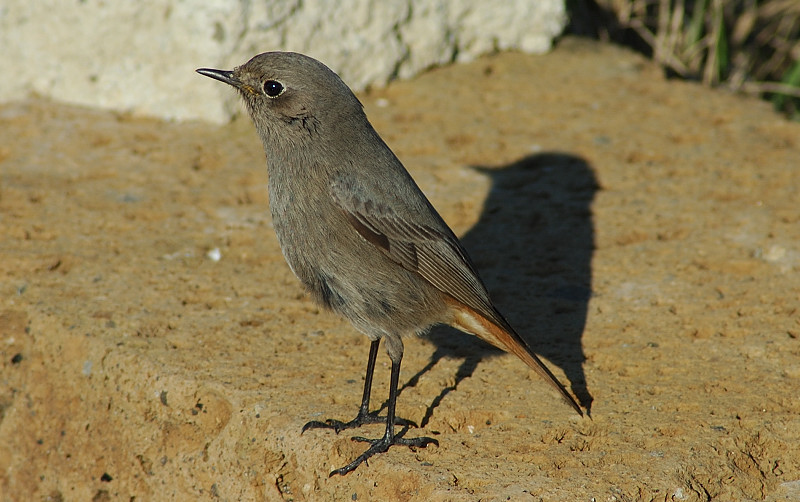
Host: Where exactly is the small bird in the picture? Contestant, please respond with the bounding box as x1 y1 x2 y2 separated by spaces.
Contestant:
197 52 582 476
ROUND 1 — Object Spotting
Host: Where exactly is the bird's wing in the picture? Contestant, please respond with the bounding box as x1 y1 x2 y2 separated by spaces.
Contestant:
329 173 509 331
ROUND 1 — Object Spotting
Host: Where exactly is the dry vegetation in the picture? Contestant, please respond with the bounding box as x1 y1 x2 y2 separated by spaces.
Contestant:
574 0 800 117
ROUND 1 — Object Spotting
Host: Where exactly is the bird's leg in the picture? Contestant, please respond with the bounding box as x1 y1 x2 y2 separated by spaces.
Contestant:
303 339 413 433
329 348 438 477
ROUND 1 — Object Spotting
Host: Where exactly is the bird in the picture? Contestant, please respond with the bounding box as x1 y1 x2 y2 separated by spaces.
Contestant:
197 52 582 476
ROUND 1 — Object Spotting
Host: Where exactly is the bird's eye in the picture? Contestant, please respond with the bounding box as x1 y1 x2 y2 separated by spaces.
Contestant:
263 80 284 98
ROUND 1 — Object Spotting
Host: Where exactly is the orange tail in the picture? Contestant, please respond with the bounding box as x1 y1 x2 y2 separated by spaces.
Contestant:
449 301 583 417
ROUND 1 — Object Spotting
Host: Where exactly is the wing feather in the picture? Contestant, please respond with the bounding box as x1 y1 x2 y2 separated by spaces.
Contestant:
330 175 510 331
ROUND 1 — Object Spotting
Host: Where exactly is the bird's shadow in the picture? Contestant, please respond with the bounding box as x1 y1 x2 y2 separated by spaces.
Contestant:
398 152 597 422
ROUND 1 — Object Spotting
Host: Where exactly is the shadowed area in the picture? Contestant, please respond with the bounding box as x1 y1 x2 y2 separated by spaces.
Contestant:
403 153 597 419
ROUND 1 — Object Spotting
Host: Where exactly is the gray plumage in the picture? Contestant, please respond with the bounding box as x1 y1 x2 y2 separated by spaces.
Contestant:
197 51 582 475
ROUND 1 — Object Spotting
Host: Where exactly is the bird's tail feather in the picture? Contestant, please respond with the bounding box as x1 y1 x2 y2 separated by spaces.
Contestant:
449 301 583 417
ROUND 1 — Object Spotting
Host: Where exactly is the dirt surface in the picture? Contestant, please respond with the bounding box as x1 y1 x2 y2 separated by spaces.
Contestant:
1 37 799 501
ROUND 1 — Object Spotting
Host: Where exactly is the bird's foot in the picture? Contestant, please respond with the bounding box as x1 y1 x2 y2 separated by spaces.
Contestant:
302 411 416 434
329 428 438 477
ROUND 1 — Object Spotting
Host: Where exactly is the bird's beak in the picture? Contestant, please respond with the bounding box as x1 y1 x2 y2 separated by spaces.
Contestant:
196 68 239 88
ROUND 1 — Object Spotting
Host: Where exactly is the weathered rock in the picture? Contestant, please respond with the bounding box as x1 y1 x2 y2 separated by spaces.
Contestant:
0 0 566 122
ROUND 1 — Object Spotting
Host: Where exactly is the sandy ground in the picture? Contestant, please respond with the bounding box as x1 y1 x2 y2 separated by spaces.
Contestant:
1 37 800 501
